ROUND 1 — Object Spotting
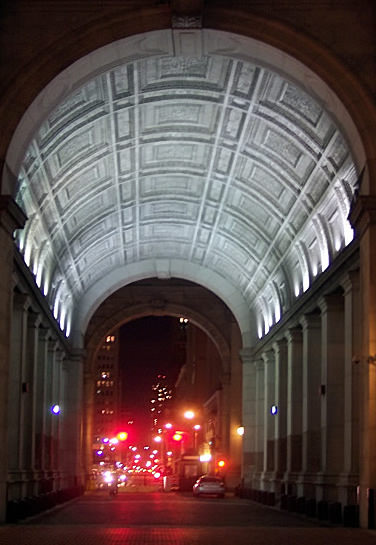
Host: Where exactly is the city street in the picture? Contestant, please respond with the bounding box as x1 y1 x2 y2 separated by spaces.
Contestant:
0 490 376 545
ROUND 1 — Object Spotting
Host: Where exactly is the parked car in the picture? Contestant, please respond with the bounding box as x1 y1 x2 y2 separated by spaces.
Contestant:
192 475 225 498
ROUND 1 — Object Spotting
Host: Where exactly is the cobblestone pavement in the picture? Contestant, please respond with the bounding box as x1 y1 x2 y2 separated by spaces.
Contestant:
0 491 375 545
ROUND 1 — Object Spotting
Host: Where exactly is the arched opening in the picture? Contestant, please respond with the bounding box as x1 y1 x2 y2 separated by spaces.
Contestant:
84 278 243 490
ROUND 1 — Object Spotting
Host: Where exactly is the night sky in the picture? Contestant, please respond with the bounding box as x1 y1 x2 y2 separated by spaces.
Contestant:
118 316 184 442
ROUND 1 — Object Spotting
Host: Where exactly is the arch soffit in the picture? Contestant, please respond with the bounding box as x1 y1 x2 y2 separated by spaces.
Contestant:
75 259 253 349
86 301 232 377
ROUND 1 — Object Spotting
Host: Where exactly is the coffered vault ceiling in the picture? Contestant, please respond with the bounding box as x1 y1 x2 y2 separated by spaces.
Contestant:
13 29 359 342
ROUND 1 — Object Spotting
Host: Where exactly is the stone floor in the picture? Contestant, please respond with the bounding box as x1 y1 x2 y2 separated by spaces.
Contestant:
1 490 375 545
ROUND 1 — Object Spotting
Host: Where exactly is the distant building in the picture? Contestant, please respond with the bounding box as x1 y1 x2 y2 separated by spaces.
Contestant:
150 374 173 432
92 332 121 461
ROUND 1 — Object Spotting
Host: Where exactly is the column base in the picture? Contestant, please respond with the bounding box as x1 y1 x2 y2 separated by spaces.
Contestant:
314 471 343 502
296 471 319 498
337 472 359 505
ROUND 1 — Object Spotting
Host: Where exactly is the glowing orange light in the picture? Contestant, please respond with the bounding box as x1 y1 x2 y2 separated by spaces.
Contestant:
117 431 128 441
173 433 183 442
217 459 226 468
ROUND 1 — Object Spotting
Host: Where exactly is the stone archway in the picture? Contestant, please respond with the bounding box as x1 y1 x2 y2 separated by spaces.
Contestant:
1 1 376 527
86 301 232 375
83 278 242 483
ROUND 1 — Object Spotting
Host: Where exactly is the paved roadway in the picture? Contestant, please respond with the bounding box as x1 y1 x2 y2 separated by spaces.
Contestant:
1 489 376 545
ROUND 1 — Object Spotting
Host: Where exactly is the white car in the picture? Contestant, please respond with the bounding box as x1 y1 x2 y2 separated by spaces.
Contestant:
193 475 225 498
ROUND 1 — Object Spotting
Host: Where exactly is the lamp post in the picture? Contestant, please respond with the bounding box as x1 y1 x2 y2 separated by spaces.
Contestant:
237 425 244 486
193 424 201 451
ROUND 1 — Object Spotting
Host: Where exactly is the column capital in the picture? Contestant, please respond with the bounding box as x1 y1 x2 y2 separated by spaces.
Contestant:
272 337 287 355
300 312 321 331
27 310 42 329
317 293 344 313
340 269 360 295
48 338 60 353
63 349 86 371
285 326 302 344
55 346 66 363
39 326 52 342
262 349 275 365
0 195 27 236
13 292 31 312
239 347 254 365
349 195 376 240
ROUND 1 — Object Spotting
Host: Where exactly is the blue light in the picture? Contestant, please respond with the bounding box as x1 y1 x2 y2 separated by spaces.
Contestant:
51 404 61 415
271 405 278 415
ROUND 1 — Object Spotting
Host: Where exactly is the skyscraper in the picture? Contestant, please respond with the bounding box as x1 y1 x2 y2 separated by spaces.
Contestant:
92 332 121 462
150 374 173 433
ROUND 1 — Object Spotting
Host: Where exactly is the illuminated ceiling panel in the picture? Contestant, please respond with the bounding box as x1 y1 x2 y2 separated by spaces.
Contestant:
14 30 359 339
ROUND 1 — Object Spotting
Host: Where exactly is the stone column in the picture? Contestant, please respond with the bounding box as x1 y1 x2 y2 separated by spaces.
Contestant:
7 293 30 501
317 294 345 501
83 370 95 487
350 196 376 528
53 347 65 486
240 348 257 488
254 359 265 489
272 338 287 494
34 327 50 478
24 311 42 496
61 350 85 489
220 372 232 461
228 321 243 484
284 327 303 495
336 271 361 507
262 349 275 488
0 196 26 522
8 294 30 468
44 339 57 474
298 313 321 498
